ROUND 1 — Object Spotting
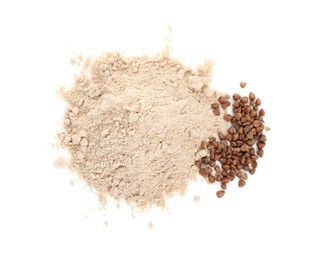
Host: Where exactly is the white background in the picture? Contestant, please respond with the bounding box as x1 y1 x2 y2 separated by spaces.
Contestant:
1 0 312 259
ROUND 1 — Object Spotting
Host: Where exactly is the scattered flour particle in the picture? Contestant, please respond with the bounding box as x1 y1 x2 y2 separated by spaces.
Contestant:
71 134 81 145
148 222 154 229
193 195 200 203
80 138 88 147
198 149 208 158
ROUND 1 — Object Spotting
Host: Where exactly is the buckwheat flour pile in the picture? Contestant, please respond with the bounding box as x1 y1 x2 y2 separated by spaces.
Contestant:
58 52 226 208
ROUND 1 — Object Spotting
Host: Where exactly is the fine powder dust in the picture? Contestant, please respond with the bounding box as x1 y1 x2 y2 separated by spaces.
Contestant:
58 52 227 208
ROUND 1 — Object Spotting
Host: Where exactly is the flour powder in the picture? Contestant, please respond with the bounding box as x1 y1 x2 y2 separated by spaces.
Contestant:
58 52 226 208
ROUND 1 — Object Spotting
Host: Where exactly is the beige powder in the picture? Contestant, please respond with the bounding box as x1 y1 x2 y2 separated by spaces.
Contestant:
193 195 201 203
58 52 226 208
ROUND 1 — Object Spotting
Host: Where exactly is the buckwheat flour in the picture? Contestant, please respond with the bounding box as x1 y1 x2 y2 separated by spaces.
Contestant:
58 52 226 208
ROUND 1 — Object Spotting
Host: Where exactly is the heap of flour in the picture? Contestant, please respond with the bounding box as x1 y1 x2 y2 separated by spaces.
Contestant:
58 52 226 208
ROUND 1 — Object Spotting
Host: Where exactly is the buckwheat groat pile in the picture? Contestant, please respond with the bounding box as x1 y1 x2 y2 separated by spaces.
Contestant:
58 53 227 208
195 83 268 198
